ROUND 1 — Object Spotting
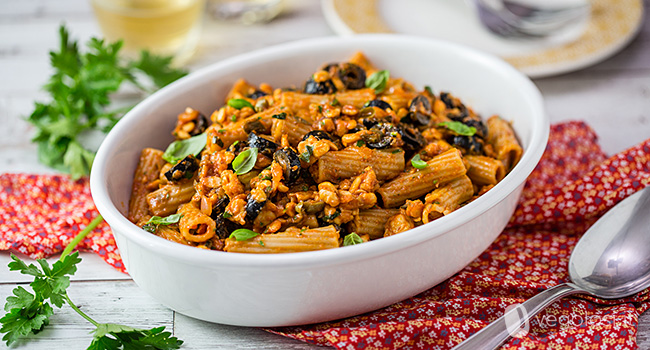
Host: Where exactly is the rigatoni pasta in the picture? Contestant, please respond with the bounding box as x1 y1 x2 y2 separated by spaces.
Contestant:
128 52 523 253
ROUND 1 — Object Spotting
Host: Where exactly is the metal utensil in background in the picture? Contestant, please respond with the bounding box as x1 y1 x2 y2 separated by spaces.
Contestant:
453 185 650 350
473 0 590 38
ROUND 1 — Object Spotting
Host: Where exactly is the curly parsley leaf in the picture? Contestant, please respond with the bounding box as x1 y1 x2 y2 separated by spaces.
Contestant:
28 24 187 179
90 324 183 350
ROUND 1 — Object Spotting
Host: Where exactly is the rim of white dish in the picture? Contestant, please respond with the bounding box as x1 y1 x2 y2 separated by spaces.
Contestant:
91 34 549 270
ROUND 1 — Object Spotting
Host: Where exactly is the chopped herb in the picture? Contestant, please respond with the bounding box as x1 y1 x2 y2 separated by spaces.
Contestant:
391 149 401 154
222 212 232 219
227 98 254 110
343 233 364 246
218 129 226 133
258 240 265 246
229 228 259 241
231 140 239 148
438 121 477 136
162 133 207 163
260 175 272 181
230 115 237 122
318 105 323 113
331 98 340 106
272 112 287 120
300 228 306 232
411 154 428 170
356 140 365 147
322 209 341 222
365 70 390 94
299 145 314 162
425 85 434 95
232 147 258 175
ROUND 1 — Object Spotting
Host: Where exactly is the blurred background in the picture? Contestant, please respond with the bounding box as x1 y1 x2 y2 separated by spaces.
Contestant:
0 0 648 174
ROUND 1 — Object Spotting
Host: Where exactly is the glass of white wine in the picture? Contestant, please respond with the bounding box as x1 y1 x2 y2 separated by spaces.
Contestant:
91 0 206 65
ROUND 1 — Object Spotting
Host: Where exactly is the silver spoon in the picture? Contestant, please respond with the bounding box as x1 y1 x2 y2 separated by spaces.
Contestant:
473 0 590 38
453 186 650 350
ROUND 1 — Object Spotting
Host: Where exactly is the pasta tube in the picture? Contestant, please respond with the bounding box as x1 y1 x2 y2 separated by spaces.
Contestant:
128 148 166 223
422 175 474 223
146 180 195 217
465 155 506 185
486 115 522 171
349 208 401 240
178 203 216 243
377 148 467 208
315 146 405 182
224 225 340 253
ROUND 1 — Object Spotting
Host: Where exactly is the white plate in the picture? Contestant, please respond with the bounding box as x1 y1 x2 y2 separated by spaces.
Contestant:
322 0 644 78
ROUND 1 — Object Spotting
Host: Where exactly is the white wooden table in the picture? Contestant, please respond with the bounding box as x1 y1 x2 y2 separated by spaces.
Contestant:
1 1 649 349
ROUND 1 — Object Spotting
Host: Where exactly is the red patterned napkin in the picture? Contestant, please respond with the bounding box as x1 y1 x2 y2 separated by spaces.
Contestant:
271 121 650 349
0 175 124 272
1 121 649 349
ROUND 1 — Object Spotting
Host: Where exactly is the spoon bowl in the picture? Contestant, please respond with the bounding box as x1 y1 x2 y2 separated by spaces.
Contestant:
570 186 650 299
454 186 650 350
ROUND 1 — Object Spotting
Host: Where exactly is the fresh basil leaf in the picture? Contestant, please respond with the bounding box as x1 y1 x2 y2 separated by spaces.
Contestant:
147 214 183 226
343 233 364 246
227 98 254 110
162 133 206 163
232 147 258 175
365 70 389 93
438 121 477 136
411 154 428 170
229 228 259 241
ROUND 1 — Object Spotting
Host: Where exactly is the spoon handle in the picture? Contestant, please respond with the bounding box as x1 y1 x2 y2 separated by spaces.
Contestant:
452 282 583 350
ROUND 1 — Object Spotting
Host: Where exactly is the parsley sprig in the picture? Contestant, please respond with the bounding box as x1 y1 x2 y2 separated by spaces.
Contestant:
0 215 183 349
28 25 187 179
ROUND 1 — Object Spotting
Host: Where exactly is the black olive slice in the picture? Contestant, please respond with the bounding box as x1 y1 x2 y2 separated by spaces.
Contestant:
364 99 393 111
164 155 199 182
304 77 337 94
338 63 366 90
248 132 278 157
273 148 302 184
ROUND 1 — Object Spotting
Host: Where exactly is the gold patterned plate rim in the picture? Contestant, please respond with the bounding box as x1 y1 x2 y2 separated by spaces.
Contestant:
321 0 644 78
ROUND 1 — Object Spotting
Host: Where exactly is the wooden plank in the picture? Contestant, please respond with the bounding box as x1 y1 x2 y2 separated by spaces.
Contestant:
173 313 322 349
0 280 173 349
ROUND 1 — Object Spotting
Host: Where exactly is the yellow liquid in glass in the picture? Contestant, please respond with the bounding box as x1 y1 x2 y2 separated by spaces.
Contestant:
91 0 204 61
